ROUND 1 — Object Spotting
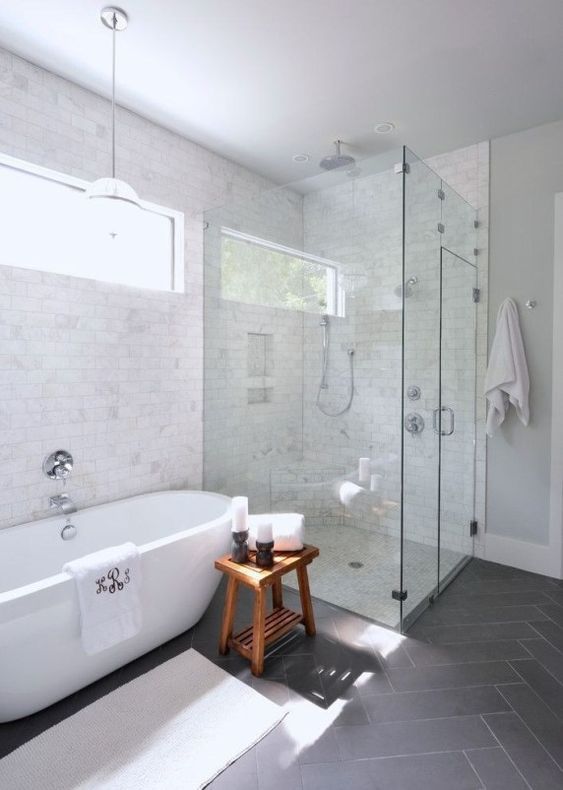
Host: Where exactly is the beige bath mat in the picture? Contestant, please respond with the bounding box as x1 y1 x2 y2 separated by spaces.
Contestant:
0 649 286 789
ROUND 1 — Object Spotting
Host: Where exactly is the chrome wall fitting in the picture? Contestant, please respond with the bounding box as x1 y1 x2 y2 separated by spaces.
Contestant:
407 385 421 401
525 299 537 309
49 493 77 515
404 413 424 434
43 450 74 480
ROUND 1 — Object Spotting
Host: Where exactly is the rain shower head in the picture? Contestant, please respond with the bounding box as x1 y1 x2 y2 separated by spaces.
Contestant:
394 275 418 298
319 140 356 171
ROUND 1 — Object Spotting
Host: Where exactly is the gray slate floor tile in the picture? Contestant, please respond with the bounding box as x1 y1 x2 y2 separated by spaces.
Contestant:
335 715 495 759
404 638 530 666
497 682 563 769
386 660 519 692
483 711 563 789
465 746 532 789
520 637 563 684
300 752 481 790
509 658 563 720
411 621 540 644
529 618 563 652
362 685 510 724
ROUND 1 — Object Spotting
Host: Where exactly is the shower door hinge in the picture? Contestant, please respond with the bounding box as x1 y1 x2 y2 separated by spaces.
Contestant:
474 219 479 229
392 589 408 602
472 287 481 303
469 519 478 537
437 222 445 234
473 247 479 257
394 162 410 175
437 188 445 200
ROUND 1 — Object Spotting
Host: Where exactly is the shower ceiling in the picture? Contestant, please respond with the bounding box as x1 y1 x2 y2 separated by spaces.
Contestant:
1 0 563 182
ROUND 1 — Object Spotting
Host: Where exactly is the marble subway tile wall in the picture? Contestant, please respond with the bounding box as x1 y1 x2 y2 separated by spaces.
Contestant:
0 47 272 529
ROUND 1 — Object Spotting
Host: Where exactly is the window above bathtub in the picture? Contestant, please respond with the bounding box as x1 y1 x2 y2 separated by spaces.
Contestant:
220 227 344 316
0 152 184 293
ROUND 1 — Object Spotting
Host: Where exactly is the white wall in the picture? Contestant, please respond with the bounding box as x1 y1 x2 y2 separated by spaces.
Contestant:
0 47 270 529
486 120 563 575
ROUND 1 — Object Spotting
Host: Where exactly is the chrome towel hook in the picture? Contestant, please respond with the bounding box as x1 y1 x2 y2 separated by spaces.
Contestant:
525 300 537 309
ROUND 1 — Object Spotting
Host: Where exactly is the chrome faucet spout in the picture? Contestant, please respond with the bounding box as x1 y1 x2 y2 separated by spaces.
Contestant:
49 494 77 516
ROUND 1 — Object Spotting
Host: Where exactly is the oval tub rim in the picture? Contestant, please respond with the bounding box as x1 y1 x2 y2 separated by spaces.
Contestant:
0 489 232 607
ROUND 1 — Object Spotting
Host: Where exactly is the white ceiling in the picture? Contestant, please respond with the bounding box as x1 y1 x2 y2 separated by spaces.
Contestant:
1 0 563 183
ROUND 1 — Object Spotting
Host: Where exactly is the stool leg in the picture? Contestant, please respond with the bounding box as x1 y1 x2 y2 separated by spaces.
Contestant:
251 586 266 676
219 577 239 655
297 564 316 636
272 578 283 609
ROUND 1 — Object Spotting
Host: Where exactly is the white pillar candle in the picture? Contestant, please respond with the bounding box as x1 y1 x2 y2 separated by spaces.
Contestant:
370 473 383 493
358 457 371 483
256 522 273 544
231 496 248 532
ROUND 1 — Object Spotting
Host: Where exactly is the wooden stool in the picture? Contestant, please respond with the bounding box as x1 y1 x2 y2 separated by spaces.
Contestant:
214 544 319 676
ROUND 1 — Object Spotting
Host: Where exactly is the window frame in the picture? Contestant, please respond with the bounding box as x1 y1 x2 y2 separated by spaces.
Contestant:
220 226 345 316
0 151 185 293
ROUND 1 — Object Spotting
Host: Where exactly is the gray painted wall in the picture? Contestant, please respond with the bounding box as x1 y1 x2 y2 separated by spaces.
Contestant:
487 120 563 544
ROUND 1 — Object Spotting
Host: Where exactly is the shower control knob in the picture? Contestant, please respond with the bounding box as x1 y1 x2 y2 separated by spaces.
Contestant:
404 413 424 434
407 385 421 401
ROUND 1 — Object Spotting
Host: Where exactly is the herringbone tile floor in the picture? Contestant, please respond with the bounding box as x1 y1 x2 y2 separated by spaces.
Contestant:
3 558 563 789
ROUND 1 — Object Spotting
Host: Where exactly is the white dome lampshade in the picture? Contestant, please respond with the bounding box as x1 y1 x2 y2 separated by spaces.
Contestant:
85 177 140 206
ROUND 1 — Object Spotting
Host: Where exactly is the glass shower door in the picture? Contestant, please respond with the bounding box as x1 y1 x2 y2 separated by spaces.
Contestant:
438 248 477 586
400 148 442 629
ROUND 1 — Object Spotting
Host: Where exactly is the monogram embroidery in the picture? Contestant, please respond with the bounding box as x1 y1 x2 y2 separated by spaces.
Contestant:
95 567 131 595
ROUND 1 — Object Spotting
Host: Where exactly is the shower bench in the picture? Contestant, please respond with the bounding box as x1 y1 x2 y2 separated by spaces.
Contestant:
215 545 319 675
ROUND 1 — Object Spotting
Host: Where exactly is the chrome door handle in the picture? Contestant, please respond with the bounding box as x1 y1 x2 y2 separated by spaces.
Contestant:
433 407 455 436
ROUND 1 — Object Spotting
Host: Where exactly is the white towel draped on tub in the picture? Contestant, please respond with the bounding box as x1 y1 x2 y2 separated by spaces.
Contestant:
485 297 530 437
63 542 142 655
248 514 305 552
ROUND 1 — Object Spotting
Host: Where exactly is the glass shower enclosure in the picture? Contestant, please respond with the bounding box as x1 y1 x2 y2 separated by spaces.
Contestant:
203 146 477 632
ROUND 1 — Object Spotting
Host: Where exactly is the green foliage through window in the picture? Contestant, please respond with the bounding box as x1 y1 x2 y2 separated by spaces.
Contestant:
221 232 336 314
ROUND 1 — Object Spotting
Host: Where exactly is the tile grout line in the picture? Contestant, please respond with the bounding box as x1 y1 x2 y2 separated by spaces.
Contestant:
494 685 563 774
511 647 563 691
461 748 490 790
477 714 533 790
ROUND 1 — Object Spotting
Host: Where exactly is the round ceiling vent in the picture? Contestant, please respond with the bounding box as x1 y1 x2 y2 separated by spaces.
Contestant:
292 153 310 163
374 122 396 135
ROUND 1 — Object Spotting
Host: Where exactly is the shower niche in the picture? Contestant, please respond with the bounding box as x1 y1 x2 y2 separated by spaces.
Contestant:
203 146 478 632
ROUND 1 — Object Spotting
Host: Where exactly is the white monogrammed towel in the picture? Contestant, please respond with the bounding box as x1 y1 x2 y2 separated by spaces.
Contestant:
63 542 142 655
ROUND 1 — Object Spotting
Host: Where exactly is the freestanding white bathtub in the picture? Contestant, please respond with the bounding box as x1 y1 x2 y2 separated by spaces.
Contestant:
0 490 232 722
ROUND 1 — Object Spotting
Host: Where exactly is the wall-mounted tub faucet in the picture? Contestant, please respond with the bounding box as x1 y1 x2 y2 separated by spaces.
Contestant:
49 494 77 516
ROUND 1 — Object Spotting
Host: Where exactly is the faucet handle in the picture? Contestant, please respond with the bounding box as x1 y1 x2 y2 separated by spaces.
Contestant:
54 461 72 480
43 450 74 480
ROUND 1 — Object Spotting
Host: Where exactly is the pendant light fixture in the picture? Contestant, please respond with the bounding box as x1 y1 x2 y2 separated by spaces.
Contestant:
85 6 140 235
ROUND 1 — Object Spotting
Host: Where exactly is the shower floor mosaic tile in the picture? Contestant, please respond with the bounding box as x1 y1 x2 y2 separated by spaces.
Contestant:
284 525 466 627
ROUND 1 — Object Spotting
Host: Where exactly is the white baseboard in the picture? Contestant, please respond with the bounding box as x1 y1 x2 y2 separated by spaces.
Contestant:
483 532 562 579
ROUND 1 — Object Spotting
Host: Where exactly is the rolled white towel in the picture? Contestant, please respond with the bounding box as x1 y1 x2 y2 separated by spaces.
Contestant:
248 513 304 552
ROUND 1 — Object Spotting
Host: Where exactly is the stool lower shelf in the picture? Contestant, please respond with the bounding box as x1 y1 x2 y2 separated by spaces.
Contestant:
230 607 303 658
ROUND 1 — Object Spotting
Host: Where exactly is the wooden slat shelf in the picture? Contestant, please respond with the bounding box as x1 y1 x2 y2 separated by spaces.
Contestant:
230 607 303 657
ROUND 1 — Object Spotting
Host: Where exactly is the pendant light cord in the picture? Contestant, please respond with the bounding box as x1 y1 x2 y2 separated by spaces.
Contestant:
111 12 116 179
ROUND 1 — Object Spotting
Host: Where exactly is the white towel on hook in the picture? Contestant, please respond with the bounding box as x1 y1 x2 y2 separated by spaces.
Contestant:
63 542 142 655
484 297 530 437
